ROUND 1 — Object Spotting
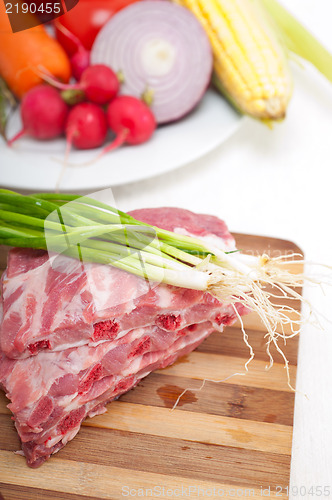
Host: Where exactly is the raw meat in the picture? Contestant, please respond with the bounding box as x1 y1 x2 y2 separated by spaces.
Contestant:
0 207 246 467
0 321 217 467
0 208 236 359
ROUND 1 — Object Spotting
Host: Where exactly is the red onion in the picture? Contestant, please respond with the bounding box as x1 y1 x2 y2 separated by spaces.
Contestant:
91 1 213 124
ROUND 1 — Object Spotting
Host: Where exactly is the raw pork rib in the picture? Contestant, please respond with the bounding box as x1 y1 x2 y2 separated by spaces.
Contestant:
0 321 216 467
0 208 245 467
1 208 235 359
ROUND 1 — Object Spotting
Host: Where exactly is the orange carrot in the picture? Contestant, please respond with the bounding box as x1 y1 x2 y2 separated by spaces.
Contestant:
0 3 71 98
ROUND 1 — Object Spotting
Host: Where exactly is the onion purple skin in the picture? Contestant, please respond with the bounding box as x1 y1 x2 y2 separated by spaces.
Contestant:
91 0 213 125
155 74 213 127
146 36 214 126
139 59 213 125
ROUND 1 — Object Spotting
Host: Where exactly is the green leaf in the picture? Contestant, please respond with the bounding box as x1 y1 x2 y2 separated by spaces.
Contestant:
261 0 332 83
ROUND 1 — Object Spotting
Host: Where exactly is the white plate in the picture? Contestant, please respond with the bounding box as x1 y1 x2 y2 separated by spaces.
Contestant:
0 89 242 192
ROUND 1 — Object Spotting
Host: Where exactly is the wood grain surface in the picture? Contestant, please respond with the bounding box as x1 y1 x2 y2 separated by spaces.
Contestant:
0 234 302 500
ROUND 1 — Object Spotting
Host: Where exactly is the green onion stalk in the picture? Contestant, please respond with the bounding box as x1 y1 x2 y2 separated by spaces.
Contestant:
0 189 309 378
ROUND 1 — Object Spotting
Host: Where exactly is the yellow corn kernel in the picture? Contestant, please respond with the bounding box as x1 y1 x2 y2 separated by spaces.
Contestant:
174 0 292 119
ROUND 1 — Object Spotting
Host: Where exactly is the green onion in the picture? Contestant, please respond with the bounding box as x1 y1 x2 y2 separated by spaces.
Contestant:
0 189 308 380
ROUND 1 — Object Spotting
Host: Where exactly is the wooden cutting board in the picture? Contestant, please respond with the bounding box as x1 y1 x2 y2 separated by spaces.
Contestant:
0 234 302 500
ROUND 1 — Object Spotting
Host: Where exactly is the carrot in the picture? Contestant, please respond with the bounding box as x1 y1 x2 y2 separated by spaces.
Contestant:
0 3 71 98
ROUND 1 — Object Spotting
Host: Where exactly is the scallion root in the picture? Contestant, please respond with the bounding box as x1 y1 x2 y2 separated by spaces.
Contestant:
171 254 328 407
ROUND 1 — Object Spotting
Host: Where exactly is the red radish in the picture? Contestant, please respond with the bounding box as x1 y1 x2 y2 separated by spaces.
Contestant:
71 50 91 81
56 103 108 191
65 102 108 152
54 21 90 81
79 65 119 104
103 96 156 153
8 85 68 146
70 96 156 166
40 64 120 105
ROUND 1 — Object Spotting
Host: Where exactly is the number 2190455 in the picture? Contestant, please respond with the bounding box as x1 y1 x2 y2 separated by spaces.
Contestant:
5 3 61 14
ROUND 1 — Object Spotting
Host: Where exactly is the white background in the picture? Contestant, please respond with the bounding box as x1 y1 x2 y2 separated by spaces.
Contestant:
111 0 332 493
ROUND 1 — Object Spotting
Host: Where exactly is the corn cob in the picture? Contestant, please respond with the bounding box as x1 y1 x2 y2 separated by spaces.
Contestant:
174 0 293 120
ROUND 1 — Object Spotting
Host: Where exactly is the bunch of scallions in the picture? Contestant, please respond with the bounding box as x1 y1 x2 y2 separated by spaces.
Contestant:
0 189 308 378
